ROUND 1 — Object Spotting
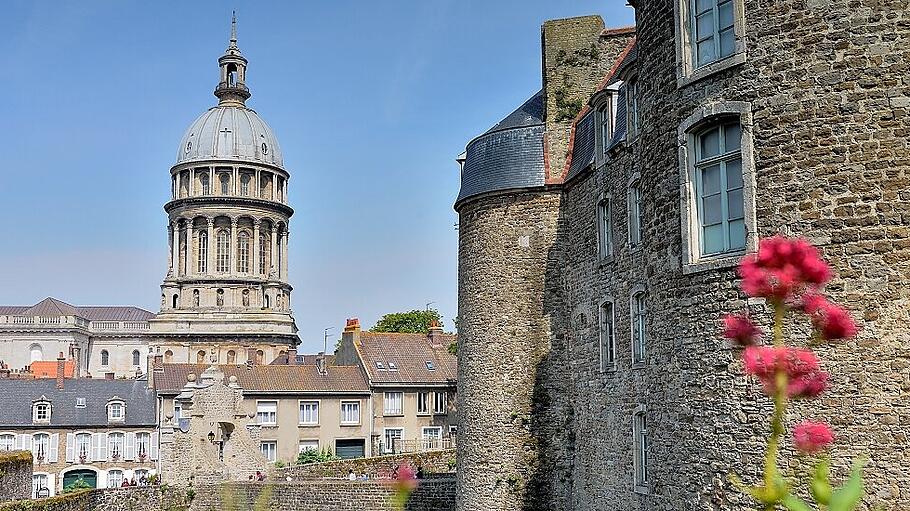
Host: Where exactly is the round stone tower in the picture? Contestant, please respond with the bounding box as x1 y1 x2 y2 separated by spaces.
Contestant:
150 15 298 363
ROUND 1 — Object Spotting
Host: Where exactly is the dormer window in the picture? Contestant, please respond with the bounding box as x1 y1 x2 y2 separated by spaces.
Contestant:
75 398 86 409
425 361 436 371
388 362 398 372
375 361 386 371
33 400 51 423
107 399 125 422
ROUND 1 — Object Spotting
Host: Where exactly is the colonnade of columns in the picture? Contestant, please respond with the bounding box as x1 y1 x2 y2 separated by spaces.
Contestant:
171 166 289 204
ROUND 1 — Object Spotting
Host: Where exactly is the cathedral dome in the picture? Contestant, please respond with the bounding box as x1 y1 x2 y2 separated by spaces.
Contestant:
176 106 283 168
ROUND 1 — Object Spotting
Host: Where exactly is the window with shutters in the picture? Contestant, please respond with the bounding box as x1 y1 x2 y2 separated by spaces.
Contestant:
32 433 49 462
108 433 124 461
33 401 51 423
0 433 13 451
75 433 91 461
417 392 430 415
137 432 151 460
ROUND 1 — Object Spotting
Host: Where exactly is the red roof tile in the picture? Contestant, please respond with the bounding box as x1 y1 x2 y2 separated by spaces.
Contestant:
155 363 369 394
356 332 457 385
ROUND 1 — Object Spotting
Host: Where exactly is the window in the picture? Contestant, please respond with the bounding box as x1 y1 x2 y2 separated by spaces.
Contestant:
257 401 278 425
299 401 319 425
632 291 647 364
32 433 49 461
633 409 649 490
237 231 250 273
388 362 398 371
425 361 436 371
240 174 250 196
100 350 110 367
227 350 236 364
695 121 744 256
76 398 86 408
417 392 430 415
691 0 736 69
626 79 639 138
216 230 230 272
75 433 91 460
259 233 270 274
628 182 643 247
597 196 613 259
0 434 14 451
132 350 141 367
384 392 403 416
383 428 403 454
340 401 360 425
260 441 277 462
33 402 50 423
33 474 49 499
196 350 206 363
299 440 319 453
599 101 613 153
108 432 124 460
422 427 442 450
599 300 616 371
108 401 124 422
136 432 150 460
220 174 230 195
197 231 208 273
433 392 448 415
200 174 210 195
375 361 386 371
164 350 173 362
174 402 183 419
29 344 43 363
107 470 124 488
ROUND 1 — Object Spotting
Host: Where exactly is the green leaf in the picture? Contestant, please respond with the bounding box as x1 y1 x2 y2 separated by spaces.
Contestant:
810 459 832 505
829 460 865 511
782 494 813 511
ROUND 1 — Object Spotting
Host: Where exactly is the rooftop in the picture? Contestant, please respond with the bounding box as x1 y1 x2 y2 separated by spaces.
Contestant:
355 331 457 385
154 363 369 394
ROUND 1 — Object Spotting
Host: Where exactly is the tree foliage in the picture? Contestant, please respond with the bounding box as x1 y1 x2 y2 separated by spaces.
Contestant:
370 309 442 334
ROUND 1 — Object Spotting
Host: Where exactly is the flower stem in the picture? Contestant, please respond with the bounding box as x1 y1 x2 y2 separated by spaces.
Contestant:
764 303 788 502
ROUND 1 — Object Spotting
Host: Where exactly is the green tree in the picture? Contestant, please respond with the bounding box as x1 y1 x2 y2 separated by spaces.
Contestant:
370 309 443 334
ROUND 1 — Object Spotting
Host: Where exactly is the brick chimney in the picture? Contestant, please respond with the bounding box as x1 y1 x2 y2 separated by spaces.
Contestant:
0 361 10 379
427 320 446 349
343 318 361 334
246 347 257 368
56 352 66 390
315 352 327 375
287 346 298 366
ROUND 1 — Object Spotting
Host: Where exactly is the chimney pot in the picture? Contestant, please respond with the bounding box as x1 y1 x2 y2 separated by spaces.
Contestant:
344 318 361 333
56 353 66 389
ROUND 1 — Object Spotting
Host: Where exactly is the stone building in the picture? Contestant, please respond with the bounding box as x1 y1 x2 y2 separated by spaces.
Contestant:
455 3 908 511
0 16 299 377
335 319 458 455
0 367 159 497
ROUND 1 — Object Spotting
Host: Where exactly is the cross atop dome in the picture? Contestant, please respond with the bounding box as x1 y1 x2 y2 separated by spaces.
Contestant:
214 11 251 106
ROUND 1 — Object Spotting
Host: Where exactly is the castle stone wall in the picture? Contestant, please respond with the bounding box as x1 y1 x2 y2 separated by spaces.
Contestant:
0 451 31 504
0 487 188 511
280 449 455 480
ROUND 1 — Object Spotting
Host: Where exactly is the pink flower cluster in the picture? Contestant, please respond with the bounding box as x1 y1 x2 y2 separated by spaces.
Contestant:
739 236 832 301
742 346 828 398
792 421 835 454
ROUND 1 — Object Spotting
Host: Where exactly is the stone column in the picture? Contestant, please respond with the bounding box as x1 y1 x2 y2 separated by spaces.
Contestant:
255 169 262 198
189 168 195 196
281 230 289 280
252 220 261 277
272 173 278 201
167 222 174 274
209 167 215 193
171 219 180 276
270 225 279 278
230 218 238 276
207 218 215 274
233 166 239 195
185 220 194 274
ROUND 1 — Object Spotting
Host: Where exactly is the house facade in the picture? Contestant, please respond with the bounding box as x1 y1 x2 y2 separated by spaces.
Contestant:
0 374 158 497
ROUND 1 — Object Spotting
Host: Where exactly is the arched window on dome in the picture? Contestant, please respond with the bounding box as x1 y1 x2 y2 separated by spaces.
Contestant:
196 351 206 364
259 233 270 275
200 174 210 195
220 174 230 195
198 231 208 273
240 174 251 196
227 350 236 364
237 231 251 273
226 63 238 86
217 230 230 273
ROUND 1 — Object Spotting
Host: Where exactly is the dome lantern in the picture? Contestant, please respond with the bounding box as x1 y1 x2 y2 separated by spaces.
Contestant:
214 12 251 106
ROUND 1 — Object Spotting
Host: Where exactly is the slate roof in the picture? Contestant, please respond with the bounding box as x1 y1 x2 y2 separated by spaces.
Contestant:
269 353 337 366
0 378 156 428
154 363 369 394
456 91 546 206
567 110 597 181
0 297 154 322
356 332 457 386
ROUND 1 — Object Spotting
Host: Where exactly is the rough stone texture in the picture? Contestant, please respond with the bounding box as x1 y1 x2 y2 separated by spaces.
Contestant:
0 451 31 503
0 487 187 511
457 2 910 510
190 479 455 511
280 450 455 480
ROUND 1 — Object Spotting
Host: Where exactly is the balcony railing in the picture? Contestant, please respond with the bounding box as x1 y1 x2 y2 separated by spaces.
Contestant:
377 437 455 455
0 316 149 332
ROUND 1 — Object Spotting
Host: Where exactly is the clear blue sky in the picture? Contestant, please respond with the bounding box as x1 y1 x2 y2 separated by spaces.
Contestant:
0 1 634 352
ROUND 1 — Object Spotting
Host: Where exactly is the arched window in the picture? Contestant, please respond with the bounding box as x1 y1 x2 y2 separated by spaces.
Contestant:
256 350 264 364
631 291 647 364
196 350 206 363
259 233 270 274
216 230 230 272
164 350 173 362
172 294 179 309
132 350 141 367
101 350 110 367
227 63 238 85
200 174 210 195
220 174 230 195
242 289 250 307
264 294 270 308
198 231 208 273
29 344 43 363
240 175 250 196
599 299 616 371
216 289 225 307
237 231 250 273
633 408 649 489
227 350 236 364
108 432 124 459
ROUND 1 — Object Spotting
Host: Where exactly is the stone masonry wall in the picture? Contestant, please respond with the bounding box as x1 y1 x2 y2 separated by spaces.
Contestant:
190 479 455 511
0 487 188 511
0 451 32 504
556 0 910 510
279 449 455 480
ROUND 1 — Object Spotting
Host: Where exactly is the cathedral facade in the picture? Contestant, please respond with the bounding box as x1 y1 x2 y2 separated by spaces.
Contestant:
0 18 298 377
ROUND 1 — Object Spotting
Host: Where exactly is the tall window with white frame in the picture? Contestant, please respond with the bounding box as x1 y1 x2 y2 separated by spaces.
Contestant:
599 300 615 371
599 100 613 153
691 0 736 68
384 392 403 416
259 233 270 274
237 231 251 273
597 196 613 259
384 428 403 454
256 401 277 426
417 392 430 415
433 391 447 415
632 291 647 364
216 230 230 273
259 441 277 462
626 79 639 138
628 183 643 247
633 409 649 491
197 231 208 273
33 402 50 423
341 401 360 425
0 433 14 451
299 401 319 425
695 120 745 256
